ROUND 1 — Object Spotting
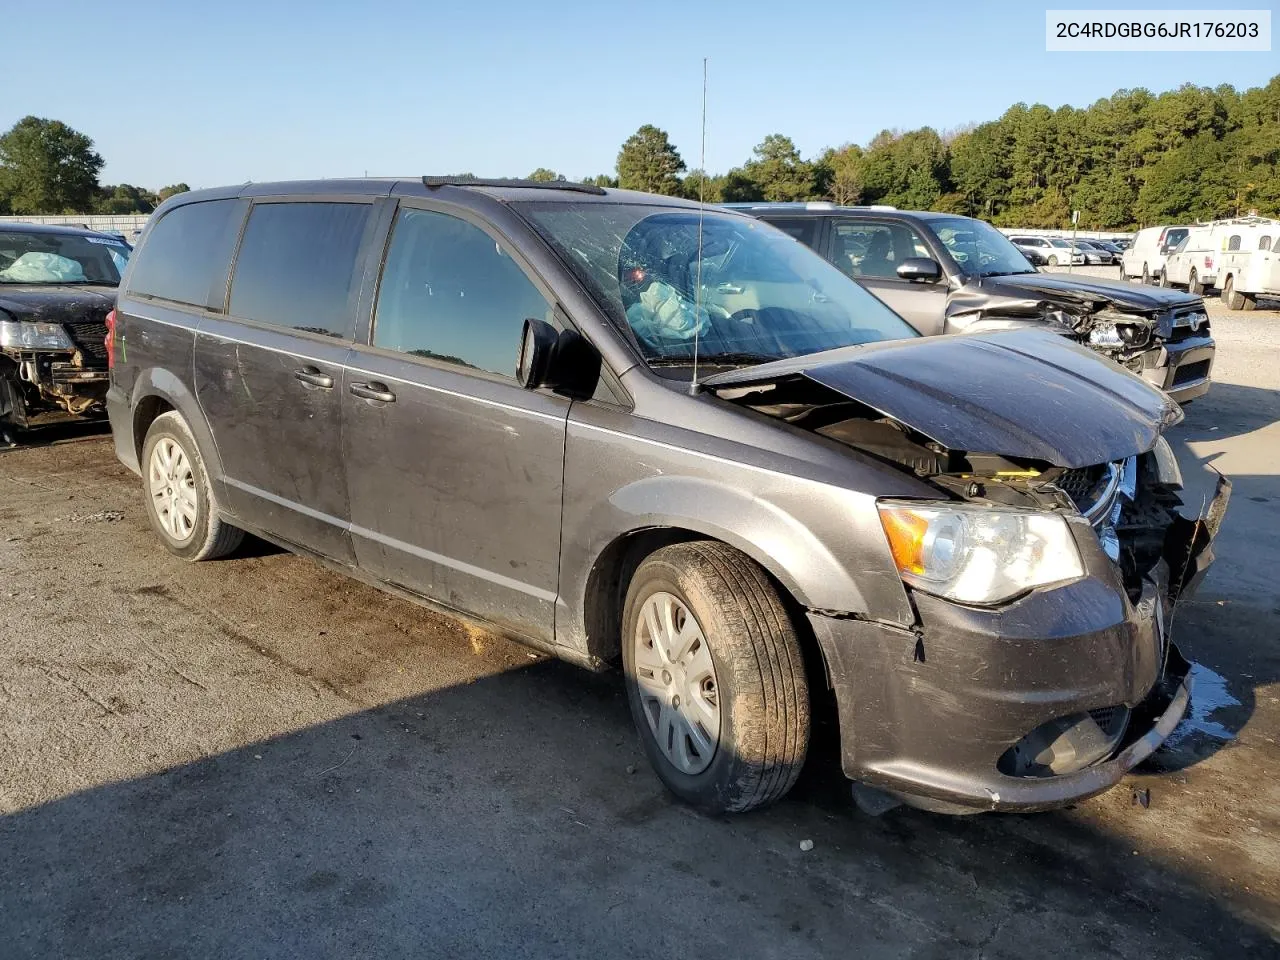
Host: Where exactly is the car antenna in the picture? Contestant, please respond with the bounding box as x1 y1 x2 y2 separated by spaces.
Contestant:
689 57 708 396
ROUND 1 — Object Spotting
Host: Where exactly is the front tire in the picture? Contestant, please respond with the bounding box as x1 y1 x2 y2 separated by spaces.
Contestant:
1047 255 1059 267
622 542 810 813
142 411 243 561
1159 269 1170 287
1142 264 1151 284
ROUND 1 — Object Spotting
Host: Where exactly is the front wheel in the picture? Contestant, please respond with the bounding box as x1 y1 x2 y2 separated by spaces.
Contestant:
1047 255 1059 267
142 411 244 561
1142 264 1151 285
1159 269 1170 287
622 542 810 813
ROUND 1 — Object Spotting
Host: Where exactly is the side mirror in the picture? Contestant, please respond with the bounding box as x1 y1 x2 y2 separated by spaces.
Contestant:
517 318 559 389
896 257 942 282
516 319 603 399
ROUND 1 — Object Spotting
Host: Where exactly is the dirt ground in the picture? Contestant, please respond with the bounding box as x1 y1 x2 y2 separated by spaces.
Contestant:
2 292 1278 958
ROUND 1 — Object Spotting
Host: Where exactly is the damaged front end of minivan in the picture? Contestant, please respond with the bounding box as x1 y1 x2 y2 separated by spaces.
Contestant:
706 328 1228 813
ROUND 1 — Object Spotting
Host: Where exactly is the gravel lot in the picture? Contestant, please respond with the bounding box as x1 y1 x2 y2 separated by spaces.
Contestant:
2 278 1278 958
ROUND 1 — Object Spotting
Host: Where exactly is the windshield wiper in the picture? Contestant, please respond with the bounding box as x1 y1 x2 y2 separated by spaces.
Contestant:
647 351 780 368
976 269 1038 278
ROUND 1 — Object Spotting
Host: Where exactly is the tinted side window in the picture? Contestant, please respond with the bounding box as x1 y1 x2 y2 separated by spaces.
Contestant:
830 219 930 280
128 200 241 307
372 208 553 377
763 217 819 248
228 202 371 338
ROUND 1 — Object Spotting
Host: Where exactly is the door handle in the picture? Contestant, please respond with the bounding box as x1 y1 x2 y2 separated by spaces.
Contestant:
349 381 396 403
293 367 334 389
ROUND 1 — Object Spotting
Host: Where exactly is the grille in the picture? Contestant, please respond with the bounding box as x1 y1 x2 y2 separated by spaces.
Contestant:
1172 359 1211 386
1168 306 1210 342
64 320 109 366
1087 705 1130 738
1054 464 1107 511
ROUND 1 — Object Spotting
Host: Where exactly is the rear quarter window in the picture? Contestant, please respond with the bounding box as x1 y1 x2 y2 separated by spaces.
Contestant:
126 199 243 307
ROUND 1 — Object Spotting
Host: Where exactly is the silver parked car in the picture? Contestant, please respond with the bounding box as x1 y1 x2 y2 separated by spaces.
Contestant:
106 179 1226 816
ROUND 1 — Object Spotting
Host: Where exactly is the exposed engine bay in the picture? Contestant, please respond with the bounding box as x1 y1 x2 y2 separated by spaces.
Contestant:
718 374 1196 601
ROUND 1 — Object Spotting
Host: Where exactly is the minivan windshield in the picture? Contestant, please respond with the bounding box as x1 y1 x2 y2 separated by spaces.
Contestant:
0 230 131 285
926 217 1037 278
518 203 917 369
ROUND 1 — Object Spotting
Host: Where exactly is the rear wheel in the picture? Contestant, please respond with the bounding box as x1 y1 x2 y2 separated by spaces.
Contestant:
1142 264 1151 285
1188 269 1203 295
142 412 243 561
1159 269 1170 287
1221 275 1246 310
621 541 809 813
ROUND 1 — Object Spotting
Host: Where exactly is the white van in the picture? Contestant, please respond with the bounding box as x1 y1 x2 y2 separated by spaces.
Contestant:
1161 227 1217 293
1216 223 1280 310
1121 226 1190 284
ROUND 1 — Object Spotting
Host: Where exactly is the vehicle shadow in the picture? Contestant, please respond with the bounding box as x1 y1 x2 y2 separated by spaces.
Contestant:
0 419 109 450
1 658 1275 959
1143 385 1280 776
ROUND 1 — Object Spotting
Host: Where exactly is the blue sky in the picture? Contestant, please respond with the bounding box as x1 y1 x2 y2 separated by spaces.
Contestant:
5 1 1276 188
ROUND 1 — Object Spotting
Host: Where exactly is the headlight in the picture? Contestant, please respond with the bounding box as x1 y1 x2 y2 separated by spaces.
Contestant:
0 320 74 351
1088 311 1150 350
877 501 1084 605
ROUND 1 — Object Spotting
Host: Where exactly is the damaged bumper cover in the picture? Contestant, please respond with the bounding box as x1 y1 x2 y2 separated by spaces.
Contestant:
810 474 1230 814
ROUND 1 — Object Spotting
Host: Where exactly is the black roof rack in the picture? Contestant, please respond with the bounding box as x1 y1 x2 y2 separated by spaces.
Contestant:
421 176 606 195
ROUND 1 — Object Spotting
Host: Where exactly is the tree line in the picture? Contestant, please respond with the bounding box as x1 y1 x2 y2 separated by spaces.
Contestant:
0 117 188 215
4 72 1277 228
563 74 1280 229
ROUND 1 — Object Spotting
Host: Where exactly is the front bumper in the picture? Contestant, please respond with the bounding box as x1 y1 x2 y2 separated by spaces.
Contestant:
1137 332 1214 404
811 476 1229 814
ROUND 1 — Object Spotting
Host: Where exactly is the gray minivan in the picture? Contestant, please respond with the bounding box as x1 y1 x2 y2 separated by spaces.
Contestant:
106 178 1227 815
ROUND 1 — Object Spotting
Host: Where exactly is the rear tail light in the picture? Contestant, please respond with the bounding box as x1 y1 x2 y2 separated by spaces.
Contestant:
104 309 116 369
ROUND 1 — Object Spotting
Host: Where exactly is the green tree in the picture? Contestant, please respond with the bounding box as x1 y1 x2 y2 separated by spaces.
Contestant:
95 184 157 214
816 145 865 205
616 124 685 195
583 174 618 188
742 134 817 201
527 167 565 182
681 169 723 203
158 183 190 202
0 116 103 214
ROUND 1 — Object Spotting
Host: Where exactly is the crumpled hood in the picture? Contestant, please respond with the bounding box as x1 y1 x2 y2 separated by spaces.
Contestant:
0 285 117 322
705 329 1182 469
977 272 1202 312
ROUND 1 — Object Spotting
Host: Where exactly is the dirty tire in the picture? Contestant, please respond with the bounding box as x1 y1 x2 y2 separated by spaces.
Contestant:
142 411 243 561
621 541 809 814
1221 276 1245 310
1242 294 1257 311
1048 255 1059 267
1188 269 1203 295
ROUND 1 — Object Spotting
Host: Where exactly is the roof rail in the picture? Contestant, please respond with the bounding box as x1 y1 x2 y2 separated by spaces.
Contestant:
422 176 606 195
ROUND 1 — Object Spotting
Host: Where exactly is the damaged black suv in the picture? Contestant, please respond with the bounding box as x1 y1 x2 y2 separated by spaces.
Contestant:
729 204 1214 404
0 222 130 438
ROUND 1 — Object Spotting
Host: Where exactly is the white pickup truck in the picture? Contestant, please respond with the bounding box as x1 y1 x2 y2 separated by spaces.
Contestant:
1161 227 1217 293
1215 222 1280 310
